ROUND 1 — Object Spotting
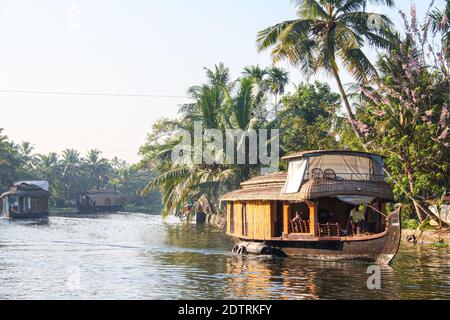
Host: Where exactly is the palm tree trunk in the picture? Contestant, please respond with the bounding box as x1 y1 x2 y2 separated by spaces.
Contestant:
331 67 365 142
274 94 279 118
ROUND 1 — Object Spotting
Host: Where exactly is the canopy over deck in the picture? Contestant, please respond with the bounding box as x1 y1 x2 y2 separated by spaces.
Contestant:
1 181 50 199
282 150 386 161
220 150 393 202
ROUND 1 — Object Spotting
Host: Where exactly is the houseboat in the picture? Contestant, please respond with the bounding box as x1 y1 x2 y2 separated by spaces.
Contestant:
220 150 401 264
77 189 125 213
1 181 50 219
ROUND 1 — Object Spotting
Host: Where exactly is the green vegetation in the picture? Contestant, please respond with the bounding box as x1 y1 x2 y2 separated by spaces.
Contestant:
1 1 449 227
0 134 160 209
432 241 449 248
140 0 449 226
140 64 286 216
123 204 163 214
256 0 394 141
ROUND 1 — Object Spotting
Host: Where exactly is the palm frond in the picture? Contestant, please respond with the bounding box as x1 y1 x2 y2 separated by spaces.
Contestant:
339 47 378 83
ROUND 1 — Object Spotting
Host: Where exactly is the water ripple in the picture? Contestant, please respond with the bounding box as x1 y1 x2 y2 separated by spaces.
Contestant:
0 213 448 300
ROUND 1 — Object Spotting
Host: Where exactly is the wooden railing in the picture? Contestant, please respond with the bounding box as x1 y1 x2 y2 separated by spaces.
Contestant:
289 220 311 234
304 172 385 182
318 223 342 237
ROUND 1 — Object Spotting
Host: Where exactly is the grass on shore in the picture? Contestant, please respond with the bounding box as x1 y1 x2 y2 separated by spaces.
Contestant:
122 204 162 215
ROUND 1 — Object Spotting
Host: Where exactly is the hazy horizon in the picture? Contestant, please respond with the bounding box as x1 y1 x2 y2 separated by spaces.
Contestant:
0 0 444 163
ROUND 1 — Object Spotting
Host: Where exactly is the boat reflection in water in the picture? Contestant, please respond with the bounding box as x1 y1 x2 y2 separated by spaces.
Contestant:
223 255 402 300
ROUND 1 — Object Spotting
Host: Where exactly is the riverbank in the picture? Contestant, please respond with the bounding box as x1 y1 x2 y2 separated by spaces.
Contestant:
49 207 79 215
402 229 450 246
122 204 162 214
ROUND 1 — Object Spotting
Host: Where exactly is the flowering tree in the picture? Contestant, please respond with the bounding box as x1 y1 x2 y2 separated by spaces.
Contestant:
356 4 450 223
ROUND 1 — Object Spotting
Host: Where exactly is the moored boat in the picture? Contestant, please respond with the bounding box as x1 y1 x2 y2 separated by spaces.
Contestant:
220 150 401 264
77 189 125 213
1 181 50 219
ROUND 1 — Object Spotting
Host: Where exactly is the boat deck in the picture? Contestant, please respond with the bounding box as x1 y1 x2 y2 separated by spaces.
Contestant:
237 231 389 243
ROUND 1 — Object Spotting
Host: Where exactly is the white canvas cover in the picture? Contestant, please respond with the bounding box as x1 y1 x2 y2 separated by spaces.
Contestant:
284 159 307 194
308 155 376 180
15 181 49 191
337 195 376 206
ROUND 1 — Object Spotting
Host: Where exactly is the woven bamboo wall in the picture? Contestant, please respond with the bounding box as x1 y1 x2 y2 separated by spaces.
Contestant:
227 201 273 240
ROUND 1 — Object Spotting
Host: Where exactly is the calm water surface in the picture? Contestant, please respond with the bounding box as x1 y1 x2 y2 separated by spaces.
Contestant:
0 213 448 300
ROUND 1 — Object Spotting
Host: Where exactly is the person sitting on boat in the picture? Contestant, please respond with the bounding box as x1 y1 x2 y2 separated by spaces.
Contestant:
350 205 368 235
292 211 302 224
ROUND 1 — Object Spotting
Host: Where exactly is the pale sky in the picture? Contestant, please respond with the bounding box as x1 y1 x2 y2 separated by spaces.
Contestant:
0 0 445 163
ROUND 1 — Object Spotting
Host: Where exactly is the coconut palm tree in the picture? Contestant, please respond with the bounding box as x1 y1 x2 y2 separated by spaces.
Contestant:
83 149 111 188
34 153 59 182
60 149 82 205
428 0 450 59
141 65 276 217
256 0 394 140
267 66 289 116
204 62 231 87
243 65 268 88
0 129 18 191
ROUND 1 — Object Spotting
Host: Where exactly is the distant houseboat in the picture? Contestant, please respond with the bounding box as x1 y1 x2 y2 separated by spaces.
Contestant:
220 150 401 264
1 181 50 219
77 190 125 213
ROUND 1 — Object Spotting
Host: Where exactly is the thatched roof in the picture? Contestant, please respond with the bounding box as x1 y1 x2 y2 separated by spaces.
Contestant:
282 150 384 161
1 183 50 199
286 179 394 201
220 186 286 201
83 189 122 196
220 172 394 202
241 172 287 188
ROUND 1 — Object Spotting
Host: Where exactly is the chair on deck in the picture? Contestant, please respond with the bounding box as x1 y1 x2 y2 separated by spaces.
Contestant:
318 223 342 237
311 168 324 180
324 169 337 180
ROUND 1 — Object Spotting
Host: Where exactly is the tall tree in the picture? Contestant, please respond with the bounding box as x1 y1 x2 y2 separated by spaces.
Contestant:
351 10 450 223
60 149 82 205
279 81 341 155
140 64 282 217
267 66 289 114
256 0 394 141
428 0 450 59
83 149 111 189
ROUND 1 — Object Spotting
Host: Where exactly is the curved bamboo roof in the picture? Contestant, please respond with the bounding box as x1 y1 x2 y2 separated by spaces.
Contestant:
1 184 50 198
220 186 286 201
240 172 287 188
220 173 394 202
282 149 385 161
286 179 394 201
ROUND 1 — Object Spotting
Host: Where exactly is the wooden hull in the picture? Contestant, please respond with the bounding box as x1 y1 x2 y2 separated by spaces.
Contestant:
234 208 401 265
4 211 49 220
